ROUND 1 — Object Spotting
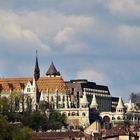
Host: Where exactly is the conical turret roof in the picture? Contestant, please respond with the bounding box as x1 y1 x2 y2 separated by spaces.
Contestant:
80 89 88 105
46 62 60 76
127 99 133 112
90 94 98 109
116 96 125 109
34 51 40 81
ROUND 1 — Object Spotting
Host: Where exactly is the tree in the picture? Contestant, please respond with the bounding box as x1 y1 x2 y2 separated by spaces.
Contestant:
0 96 10 113
49 110 67 129
22 111 48 132
129 92 140 103
12 127 37 140
0 115 36 140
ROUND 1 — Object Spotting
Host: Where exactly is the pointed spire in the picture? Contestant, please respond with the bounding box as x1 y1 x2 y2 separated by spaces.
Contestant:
116 96 125 113
117 97 125 109
90 94 98 109
80 88 88 107
34 50 40 81
127 99 133 112
46 62 60 76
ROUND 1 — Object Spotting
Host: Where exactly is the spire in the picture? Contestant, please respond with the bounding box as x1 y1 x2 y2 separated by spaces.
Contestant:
116 96 125 113
34 50 40 81
46 62 60 76
90 94 98 109
127 99 133 112
80 88 88 107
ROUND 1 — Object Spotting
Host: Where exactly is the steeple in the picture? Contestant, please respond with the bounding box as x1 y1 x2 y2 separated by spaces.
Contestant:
34 50 40 81
80 88 88 108
116 96 125 113
90 94 98 109
46 62 60 76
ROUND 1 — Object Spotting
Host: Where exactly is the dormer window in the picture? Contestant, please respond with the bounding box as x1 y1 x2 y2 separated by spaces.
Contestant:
27 88 30 92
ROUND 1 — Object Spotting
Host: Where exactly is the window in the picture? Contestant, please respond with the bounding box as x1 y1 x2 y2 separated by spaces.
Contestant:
72 112 75 116
27 88 30 92
82 112 86 116
117 116 121 120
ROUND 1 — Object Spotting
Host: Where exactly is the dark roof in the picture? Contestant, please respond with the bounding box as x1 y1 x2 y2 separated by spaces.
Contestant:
34 55 40 81
46 62 60 76
66 79 110 96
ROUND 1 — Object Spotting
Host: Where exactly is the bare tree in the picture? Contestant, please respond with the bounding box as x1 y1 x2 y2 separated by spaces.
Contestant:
129 92 140 103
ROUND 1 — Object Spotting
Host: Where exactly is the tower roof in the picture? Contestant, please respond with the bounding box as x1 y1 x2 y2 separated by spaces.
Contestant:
80 88 88 105
34 51 40 81
90 94 98 109
116 96 125 109
46 62 60 76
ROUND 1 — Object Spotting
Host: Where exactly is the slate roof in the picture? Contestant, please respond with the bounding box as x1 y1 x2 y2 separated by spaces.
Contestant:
46 62 60 76
66 79 110 97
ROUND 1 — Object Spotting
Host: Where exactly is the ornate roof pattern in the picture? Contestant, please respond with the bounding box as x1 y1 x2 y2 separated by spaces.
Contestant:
0 76 68 94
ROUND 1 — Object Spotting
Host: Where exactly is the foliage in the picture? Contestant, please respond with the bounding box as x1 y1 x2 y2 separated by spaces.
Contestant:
49 110 66 124
129 92 140 103
39 101 49 113
0 97 10 113
0 115 36 140
22 111 48 132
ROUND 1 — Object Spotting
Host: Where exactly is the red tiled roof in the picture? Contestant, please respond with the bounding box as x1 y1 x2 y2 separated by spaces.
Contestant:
102 126 136 138
0 76 68 93
34 131 87 139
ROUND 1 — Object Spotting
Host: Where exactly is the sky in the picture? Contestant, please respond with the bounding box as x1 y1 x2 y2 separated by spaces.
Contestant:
0 0 140 102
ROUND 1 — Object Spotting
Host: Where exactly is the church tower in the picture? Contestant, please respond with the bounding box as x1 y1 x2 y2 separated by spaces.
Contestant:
34 51 40 81
46 62 60 77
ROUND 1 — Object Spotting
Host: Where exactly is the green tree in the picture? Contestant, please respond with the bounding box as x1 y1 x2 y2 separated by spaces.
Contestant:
22 111 48 131
12 127 36 140
49 110 67 130
0 114 36 140
0 97 10 113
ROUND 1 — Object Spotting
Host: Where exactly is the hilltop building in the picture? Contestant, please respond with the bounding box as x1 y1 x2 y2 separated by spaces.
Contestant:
0 55 118 129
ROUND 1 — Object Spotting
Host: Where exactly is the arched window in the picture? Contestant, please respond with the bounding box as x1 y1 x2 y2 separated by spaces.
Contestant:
72 112 76 116
117 116 121 120
112 117 115 120
82 112 86 116
103 116 110 123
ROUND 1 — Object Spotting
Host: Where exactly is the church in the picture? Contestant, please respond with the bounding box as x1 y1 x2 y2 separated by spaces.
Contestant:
0 55 118 129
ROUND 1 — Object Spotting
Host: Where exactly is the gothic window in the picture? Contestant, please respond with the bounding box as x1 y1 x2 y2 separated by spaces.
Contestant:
62 96 65 101
58 96 61 101
72 112 75 116
82 112 86 116
27 88 30 92
112 117 115 120
117 116 121 120
51 96 54 102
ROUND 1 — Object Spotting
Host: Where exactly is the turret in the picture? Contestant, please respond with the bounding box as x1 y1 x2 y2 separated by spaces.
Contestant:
80 88 88 108
116 96 125 113
46 62 60 77
90 94 98 110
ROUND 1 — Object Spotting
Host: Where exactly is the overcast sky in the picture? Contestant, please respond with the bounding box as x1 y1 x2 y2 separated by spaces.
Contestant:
0 0 140 102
